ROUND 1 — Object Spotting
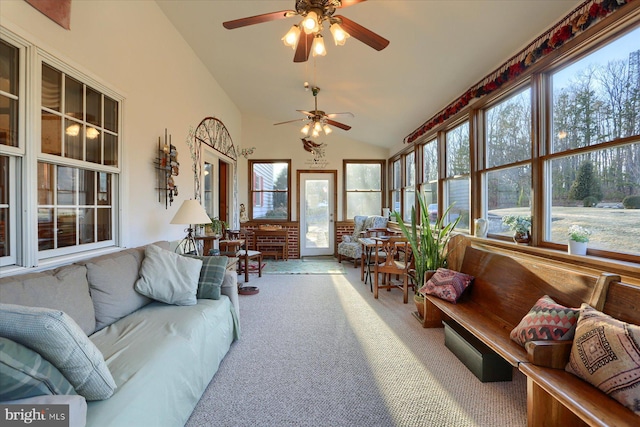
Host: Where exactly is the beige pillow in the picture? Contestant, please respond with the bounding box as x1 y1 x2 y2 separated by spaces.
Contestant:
566 304 640 415
134 245 202 306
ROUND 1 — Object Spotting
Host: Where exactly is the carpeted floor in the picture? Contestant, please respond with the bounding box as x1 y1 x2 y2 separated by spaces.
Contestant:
262 259 346 275
186 264 527 427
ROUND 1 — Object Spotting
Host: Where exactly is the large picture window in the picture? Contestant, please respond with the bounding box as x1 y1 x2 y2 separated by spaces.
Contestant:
403 151 415 222
444 122 470 230
421 138 438 223
344 160 384 219
249 160 290 220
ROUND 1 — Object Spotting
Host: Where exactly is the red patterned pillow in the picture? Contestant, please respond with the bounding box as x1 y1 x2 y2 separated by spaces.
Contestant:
418 268 473 303
510 295 579 347
566 304 640 415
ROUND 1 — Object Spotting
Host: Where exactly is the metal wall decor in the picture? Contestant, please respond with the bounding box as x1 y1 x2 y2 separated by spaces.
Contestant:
156 129 179 208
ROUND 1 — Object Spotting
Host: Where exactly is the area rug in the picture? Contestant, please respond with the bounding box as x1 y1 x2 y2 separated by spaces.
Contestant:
262 259 345 275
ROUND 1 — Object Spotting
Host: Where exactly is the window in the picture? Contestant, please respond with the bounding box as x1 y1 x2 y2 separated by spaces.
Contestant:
444 122 470 230
249 160 290 220
547 27 640 255
390 159 401 217
344 160 384 219
1 30 122 269
403 151 415 222
483 88 532 238
421 138 438 223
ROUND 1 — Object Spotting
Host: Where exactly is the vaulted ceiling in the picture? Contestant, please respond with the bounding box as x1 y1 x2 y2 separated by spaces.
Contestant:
157 0 581 149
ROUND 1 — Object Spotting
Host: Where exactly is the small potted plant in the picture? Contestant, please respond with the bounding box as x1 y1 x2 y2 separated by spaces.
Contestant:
568 224 591 255
502 214 531 244
204 216 225 237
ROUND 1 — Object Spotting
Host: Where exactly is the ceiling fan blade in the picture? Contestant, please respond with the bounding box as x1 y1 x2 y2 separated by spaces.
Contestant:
338 0 367 8
296 110 314 116
274 118 306 126
294 32 314 63
326 119 351 131
334 15 389 51
223 10 295 29
327 112 355 118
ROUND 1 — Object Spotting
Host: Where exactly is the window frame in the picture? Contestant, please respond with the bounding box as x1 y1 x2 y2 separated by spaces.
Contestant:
342 159 385 220
248 159 291 222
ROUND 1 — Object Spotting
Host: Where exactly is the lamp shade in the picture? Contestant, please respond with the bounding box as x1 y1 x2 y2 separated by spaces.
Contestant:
170 199 211 225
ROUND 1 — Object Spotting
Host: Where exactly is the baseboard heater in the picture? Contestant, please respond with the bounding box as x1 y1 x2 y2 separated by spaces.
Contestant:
443 320 513 383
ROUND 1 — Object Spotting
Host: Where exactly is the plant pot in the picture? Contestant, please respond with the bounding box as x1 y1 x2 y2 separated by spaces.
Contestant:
568 240 587 255
513 231 530 245
414 294 425 319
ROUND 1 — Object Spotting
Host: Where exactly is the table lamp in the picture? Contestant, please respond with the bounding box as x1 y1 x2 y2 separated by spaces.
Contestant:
170 199 211 255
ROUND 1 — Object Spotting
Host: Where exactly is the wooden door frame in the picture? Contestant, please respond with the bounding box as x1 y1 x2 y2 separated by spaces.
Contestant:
296 170 338 256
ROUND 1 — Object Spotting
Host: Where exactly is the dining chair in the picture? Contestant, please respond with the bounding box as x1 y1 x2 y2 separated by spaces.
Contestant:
373 236 414 303
219 229 262 283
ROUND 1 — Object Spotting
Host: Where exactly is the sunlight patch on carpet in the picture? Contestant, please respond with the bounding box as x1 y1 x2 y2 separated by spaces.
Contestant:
262 260 345 275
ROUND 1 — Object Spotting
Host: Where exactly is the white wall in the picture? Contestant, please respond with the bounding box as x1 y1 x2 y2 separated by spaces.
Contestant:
1 0 241 248
239 115 389 221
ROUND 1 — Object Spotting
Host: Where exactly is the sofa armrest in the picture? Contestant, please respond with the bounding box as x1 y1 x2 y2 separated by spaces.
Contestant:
220 271 239 323
1 395 87 427
525 340 573 369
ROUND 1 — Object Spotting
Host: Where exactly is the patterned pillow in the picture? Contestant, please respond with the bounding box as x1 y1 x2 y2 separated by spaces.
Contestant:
418 268 474 303
183 255 228 300
566 304 640 415
0 337 77 401
0 304 116 401
510 295 579 347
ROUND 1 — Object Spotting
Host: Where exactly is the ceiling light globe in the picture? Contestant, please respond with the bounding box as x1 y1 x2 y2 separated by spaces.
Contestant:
301 124 311 135
302 11 319 34
66 123 80 137
322 124 332 135
312 34 326 57
282 25 300 49
330 23 349 46
312 129 320 138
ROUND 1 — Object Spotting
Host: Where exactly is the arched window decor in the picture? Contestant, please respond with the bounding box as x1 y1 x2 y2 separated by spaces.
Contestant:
187 117 240 226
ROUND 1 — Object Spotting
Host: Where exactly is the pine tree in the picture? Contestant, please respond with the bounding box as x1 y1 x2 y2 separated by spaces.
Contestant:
568 160 602 202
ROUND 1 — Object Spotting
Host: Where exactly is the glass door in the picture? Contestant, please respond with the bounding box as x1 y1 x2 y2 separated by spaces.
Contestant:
300 172 334 257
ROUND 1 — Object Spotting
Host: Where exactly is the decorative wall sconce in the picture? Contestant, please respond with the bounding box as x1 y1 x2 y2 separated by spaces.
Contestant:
156 129 179 208
240 147 256 158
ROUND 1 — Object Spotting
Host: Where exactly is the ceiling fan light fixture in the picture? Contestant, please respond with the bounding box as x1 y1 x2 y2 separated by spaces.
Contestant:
282 24 301 49
313 121 323 133
330 23 349 46
86 127 100 140
311 34 326 57
322 124 332 135
302 10 320 34
301 123 311 135
312 129 320 138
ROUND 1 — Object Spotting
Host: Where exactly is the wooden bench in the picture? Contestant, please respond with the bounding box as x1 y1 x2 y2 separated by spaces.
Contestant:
423 237 640 426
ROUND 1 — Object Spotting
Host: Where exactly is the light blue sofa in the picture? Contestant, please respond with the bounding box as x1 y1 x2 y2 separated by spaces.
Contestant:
0 241 239 427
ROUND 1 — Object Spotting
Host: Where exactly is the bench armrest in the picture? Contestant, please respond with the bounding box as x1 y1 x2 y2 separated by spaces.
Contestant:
525 340 573 369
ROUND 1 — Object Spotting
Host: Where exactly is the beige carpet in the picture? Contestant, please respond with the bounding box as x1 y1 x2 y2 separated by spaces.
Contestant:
186 264 527 427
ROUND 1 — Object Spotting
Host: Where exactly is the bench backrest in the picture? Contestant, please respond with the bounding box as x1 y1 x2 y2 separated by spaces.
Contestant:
458 246 600 327
601 280 640 325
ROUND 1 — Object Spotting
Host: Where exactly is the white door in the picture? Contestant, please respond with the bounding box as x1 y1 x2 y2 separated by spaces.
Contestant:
300 173 334 257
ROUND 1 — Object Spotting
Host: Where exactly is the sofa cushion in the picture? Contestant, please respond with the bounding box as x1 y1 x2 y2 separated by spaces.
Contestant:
85 252 152 331
566 304 640 415
419 268 474 303
0 264 95 335
0 304 116 401
510 295 579 347
134 245 202 306
183 255 228 300
0 337 77 401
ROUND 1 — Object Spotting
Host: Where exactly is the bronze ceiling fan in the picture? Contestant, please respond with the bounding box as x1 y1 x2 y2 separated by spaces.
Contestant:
223 0 389 62
274 86 353 136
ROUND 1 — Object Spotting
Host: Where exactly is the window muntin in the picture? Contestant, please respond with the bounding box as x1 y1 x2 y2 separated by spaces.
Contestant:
485 89 531 168
402 151 415 222
551 28 640 154
548 142 640 255
344 161 383 219
391 159 401 215
444 123 470 229
0 40 19 148
249 160 290 220
421 139 438 223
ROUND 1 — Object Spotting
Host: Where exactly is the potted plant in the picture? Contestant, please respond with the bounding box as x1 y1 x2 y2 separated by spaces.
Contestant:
568 224 591 255
502 214 531 244
203 216 226 237
393 194 460 320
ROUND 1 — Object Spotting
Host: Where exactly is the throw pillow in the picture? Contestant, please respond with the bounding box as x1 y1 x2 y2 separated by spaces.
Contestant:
510 295 579 347
0 304 116 401
134 245 202 306
0 337 77 401
183 255 228 300
418 268 474 303
566 304 640 415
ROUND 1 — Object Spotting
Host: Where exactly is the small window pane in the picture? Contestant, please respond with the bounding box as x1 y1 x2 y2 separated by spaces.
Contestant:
37 162 55 205
79 207 94 244
549 142 640 256
86 87 101 127
446 177 470 229
446 123 470 177
104 133 117 166
41 64 61 111
346 163 381 190
486 89 531 168
423 139 438 182
65 77 83 118
253 193 288 219
41 112 62 155
486 165 532 236
551 28 640 153
346 193 381 219
104 96 118 132
405 152 415 187
0 156 8 257
86 132 101 164
421 181 438 224
0 96 19 147
393 160 401 189
0 40 18 95
403 188 415 222
64 118 83 160
97 208 111 241
38 208 54 250
57 208 76 248
57 166 75 205
392 190 401 214
97 173 111 205
79 170 94 205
